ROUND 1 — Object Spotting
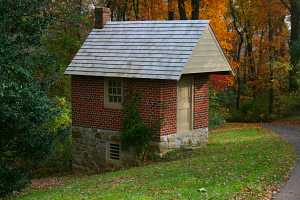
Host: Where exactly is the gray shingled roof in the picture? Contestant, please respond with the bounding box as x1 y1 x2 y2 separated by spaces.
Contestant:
65 20 230 80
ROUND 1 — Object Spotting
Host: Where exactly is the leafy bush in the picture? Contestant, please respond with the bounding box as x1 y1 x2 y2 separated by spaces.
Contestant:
209 88 235 128
33 132 72 177
0 163 28 197
209 109 225 129
274 91 300 118
34 97 72 177
0 77 64 197
209 85 275 123
209 90 226 128
121 93 154 161
229 96 270 122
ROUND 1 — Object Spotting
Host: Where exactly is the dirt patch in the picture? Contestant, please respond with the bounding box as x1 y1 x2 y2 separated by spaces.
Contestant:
31 177 65 190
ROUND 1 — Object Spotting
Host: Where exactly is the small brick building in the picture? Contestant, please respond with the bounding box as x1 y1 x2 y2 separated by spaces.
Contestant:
65 7 231 171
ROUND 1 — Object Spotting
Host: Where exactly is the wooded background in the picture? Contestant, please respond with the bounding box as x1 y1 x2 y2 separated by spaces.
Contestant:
0 0 300 197
54 0 300 118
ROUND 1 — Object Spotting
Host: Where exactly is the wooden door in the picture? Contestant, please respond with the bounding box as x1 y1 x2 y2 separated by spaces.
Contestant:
177 77 192 133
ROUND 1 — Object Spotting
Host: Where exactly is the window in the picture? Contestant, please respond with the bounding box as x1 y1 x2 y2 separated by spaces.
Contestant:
104 78 123 109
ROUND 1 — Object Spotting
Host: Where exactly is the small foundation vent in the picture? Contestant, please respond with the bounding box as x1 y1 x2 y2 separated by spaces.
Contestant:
109 143 120 160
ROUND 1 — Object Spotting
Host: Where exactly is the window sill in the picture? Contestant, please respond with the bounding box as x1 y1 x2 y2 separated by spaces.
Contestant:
104 103 123 110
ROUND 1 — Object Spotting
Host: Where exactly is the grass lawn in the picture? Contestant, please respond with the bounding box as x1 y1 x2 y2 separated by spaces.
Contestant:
15 128 296 200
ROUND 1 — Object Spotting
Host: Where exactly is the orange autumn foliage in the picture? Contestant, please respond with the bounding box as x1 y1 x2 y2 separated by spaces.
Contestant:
210 74 234 91
200 0 234 54
106 0 289 92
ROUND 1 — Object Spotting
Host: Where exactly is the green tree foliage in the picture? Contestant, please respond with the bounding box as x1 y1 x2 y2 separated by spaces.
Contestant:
209 89 230 128
39 97 72 176
43 0 93 98
290 40 300 90
289 21 300 92
281 0 300 91
0 0 66 196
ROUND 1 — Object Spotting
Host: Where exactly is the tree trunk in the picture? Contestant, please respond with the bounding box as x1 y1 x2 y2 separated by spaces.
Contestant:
122 0 128 21
245 33 255 79
77 0 82 39
236 68 241 109
229 0 244 110
191 0 200 19
289 0 300 91
133 0 139 20
178 0 187 20
257 30 265 76
268 0 274 116
168 0 175 20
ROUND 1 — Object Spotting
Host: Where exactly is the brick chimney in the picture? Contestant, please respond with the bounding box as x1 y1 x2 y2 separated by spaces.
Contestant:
94 7 111 29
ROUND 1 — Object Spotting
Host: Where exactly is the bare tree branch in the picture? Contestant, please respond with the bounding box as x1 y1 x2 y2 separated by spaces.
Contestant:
280 0 291 11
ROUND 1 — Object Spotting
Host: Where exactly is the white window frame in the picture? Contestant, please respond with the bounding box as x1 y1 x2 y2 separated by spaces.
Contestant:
104 78 123 109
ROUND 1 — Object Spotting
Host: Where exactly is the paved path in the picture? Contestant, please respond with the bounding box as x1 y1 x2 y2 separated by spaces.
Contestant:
264 124 300 200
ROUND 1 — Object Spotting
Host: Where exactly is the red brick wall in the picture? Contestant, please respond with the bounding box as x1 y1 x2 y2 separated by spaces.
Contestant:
71 76 178 135
160 81 177 135
193 74 209 129
71 76 122 130
71 74 209 136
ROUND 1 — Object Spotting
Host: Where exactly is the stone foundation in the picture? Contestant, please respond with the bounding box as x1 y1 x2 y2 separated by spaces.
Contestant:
72 126 208 172
158 128 208 154
72 126 134 172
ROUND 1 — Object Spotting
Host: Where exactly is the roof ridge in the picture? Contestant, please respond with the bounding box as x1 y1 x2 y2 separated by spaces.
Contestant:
107 20 210 24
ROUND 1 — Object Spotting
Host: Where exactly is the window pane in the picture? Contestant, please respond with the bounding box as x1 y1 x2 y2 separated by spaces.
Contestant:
109 95 113 102
117 88 121 95
117 96 122 103
113 96 118 102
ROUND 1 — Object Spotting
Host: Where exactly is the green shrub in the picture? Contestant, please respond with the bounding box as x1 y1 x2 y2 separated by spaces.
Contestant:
209 109 226 129
209 102 226 129
0 80 64 197
209 89 234 128
34 97 72 177
33 129 72 177
229 96 270 122
274 91 300 118
121 93 155 161
46 97 72 173
0 163 29 197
